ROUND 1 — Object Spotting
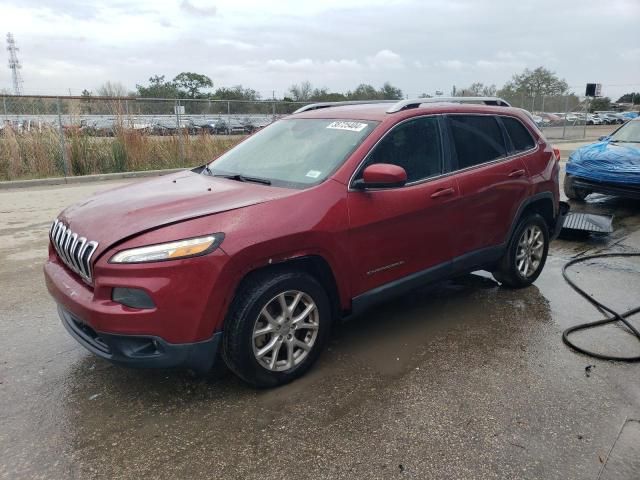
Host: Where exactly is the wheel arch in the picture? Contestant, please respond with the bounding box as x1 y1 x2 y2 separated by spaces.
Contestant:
506 192 555 243
231 254 345 321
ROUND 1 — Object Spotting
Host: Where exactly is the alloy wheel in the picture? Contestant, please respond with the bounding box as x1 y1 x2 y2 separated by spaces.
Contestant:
251 290 319 372
516 225 545 278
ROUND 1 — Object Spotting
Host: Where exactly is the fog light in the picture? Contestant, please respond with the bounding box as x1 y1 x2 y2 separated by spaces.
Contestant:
112 288 156 309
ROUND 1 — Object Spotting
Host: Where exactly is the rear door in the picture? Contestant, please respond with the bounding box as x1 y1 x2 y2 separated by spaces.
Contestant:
347 115 461 296
446 114 532 257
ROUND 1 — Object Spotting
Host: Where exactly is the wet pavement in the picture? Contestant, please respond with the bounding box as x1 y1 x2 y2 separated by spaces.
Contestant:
1 174 639 479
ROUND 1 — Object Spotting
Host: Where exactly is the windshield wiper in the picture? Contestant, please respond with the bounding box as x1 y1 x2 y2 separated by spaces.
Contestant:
213 173 272 185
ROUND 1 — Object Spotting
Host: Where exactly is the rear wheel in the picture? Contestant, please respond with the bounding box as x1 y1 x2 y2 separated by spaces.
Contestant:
493 214 549 288
222 269 331 388
564 175 590 201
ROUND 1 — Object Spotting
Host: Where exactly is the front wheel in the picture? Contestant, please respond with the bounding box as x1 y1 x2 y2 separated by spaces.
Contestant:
493 214 549 289
222 269 331 388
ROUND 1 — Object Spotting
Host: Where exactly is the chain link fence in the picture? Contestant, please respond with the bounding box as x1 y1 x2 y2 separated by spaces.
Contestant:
0 95 309 180
502 93 624 140
1 94 626 181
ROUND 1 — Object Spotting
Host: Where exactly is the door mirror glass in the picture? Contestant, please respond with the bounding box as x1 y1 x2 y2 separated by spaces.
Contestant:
353 163 407 189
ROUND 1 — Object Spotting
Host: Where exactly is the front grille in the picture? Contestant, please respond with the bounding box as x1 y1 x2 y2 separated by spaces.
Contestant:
50 219 99 283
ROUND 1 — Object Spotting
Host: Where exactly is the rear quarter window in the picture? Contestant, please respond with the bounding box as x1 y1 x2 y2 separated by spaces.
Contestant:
448 115 506 169
502 116 536 153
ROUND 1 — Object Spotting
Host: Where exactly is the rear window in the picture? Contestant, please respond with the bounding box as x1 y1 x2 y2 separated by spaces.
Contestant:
448 115 506 169
502 117 536 153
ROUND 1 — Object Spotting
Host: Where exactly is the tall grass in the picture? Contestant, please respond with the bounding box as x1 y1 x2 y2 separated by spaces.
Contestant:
0 128 242 181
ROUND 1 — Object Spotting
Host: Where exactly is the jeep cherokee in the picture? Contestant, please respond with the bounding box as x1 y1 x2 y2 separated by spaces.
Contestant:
44 97 567 387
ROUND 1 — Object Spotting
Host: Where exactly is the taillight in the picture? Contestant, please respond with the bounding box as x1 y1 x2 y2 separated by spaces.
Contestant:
552 146 561 162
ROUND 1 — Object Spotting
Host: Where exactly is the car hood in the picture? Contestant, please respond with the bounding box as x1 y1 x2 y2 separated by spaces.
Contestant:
567 140 640 185
58 170 297 256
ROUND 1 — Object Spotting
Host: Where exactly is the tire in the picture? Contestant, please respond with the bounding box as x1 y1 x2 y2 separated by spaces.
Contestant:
564 175 589 201
221 269 332 388
493 214 549 289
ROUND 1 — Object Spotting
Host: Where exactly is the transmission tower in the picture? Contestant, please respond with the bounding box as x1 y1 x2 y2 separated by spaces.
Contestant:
7 33 24 95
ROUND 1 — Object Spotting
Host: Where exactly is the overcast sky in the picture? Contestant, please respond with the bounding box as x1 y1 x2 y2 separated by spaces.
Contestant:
1 0 639 99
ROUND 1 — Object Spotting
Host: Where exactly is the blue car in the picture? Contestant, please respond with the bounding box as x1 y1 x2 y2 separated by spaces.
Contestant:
564 118 640 200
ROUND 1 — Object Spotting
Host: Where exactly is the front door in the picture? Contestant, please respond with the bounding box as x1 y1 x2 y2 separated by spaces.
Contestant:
347 116 461 297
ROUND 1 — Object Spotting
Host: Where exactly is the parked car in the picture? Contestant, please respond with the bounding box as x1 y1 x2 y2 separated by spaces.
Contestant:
44 98 567 387
211 118 230 134
565 117 640 200
532 114 547 127
593 113 620 125
197 120 219 135
612 113 630 123
586 114 602 125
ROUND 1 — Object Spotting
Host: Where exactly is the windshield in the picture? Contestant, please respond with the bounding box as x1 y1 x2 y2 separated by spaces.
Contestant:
610 120 640 143
208 118 378 187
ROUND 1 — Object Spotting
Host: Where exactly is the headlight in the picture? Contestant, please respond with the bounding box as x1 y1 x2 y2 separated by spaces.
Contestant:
110 234 222 264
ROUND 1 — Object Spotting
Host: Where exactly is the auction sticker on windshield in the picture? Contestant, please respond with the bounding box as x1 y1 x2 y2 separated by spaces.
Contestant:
326 121 368 132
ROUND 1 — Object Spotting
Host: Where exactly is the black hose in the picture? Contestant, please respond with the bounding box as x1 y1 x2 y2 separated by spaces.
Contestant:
562 252 640 361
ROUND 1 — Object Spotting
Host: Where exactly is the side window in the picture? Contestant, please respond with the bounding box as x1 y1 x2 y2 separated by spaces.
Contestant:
359 116 442 183
502 116 536 153
448 115 506 169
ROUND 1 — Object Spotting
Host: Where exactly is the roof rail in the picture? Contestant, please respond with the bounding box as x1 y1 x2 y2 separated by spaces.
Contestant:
386 96 511 113
293 100 397 114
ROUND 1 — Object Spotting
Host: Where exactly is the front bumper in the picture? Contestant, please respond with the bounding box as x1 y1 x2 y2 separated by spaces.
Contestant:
571 176 640 200
44 246 233 344
59 306 221 372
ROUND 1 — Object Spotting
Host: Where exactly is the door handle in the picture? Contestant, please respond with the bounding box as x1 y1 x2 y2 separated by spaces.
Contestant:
508 169 526 178
430 187 455 199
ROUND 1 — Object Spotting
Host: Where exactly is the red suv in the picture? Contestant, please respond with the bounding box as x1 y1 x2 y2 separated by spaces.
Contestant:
44 98 567 387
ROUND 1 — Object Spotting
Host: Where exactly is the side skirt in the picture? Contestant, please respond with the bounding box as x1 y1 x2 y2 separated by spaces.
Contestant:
348 245 505 318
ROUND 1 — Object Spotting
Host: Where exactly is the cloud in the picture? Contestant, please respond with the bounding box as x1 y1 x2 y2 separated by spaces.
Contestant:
180 0 217 17
436 60 466 70
619 48 640 61
475 59 525 70
1 0 639 100
263 58 362 73
211 39 256 51
366 49 404 69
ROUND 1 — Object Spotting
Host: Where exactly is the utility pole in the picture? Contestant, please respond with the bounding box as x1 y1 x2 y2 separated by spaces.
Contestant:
6 33 24 95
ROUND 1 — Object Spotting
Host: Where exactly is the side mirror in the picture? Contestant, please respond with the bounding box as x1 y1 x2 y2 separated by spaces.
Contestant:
598 136 610 141
353 163 407 189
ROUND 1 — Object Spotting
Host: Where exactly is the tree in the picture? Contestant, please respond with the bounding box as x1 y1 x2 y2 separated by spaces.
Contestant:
311 88 347 101
589 97 611 112
348 84 380 100
616 92 640 104
213 85 261 101
172 72 213 98
498 67 569 108
379 82 404 100
456 82 497 97
136 75 180 98
287 81 314 102
80 89 93 114
286 81 403 102
96 81 128 97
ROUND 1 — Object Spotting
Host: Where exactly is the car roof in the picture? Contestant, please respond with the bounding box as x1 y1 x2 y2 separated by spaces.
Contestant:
292 101 529 122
